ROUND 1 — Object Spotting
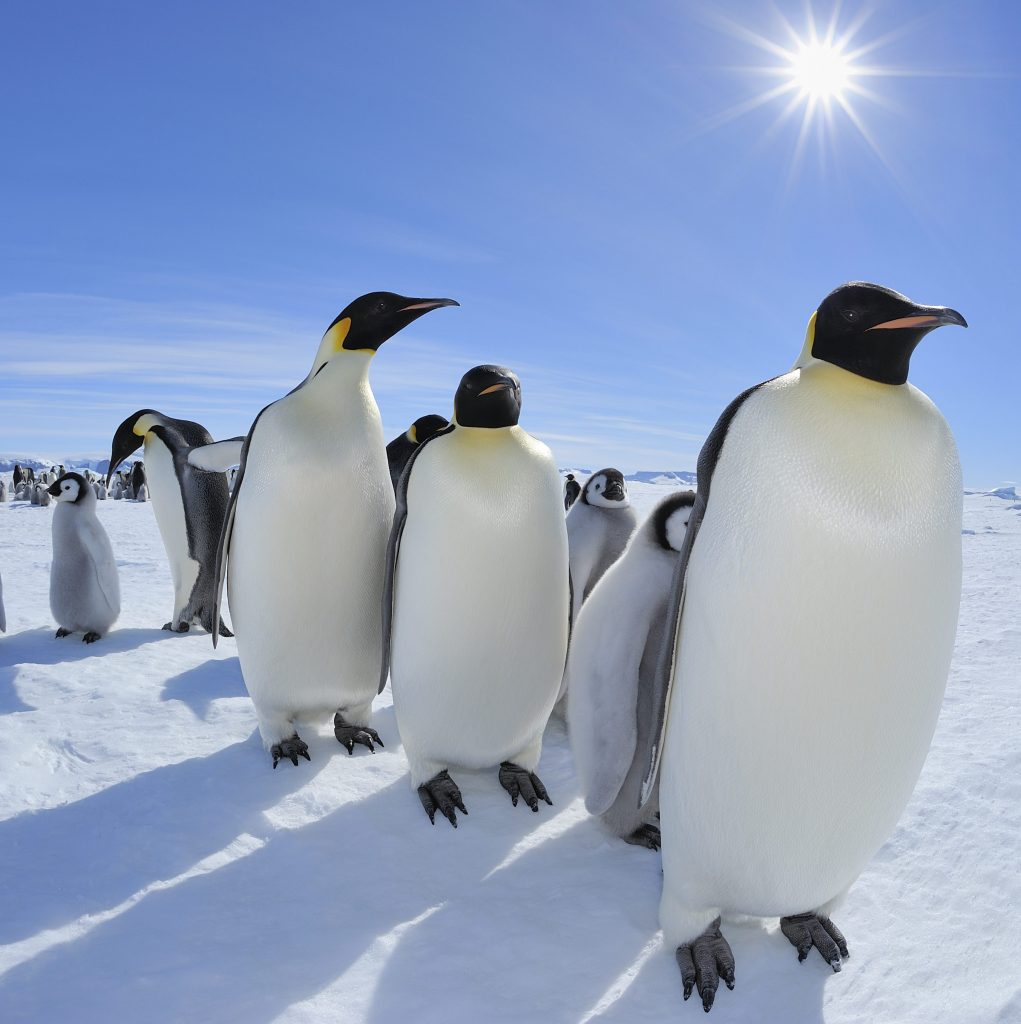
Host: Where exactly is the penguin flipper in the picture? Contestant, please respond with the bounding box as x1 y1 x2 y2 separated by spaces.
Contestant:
639 379 774 806
185 438 246 474
379 423 456 694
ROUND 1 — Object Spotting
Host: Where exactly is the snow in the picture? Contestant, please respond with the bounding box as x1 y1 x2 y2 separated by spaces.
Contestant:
0 481 1018 1023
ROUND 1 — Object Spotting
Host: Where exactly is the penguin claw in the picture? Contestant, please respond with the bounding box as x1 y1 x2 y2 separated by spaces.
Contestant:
675 918 734 1013
623 823 661 850
162 622 189 633
55 628 72 639
270 735 310 769
780 913 849 971
417 770 466 827
82 632 101 644
498 762 552 812
333 715 383 754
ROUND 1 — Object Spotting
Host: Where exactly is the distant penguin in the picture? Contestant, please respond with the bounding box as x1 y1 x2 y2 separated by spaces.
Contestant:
38 486 51 508
213 291 458 768
113 483 123 500
30 486 40 506
567 490 695 849
12 465 23 488
564 473 581 510
0 480 7 503
385 414 450 491
130 461 146 497
48 472 120 643
26 467 35 483
383 365 570 826
108 411 237 635
639 283 967 1011
136 483 148 502
15 484 28 501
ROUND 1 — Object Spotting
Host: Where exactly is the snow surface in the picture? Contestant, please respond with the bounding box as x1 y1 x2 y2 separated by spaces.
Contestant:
0 481 1018 1023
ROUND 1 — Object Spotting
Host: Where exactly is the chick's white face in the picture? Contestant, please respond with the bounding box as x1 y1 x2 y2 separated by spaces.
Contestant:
55 478 81 503
664 506 691 552
585 473 630 509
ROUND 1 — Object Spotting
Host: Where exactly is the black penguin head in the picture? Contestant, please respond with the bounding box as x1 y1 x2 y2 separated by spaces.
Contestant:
108 409 159 487
809 282 967 385
582 469 629 508
566 473 575 481
323 292 459 357
453 365 522 428
48 472 90 504
408 414 450 445
651 490 696 552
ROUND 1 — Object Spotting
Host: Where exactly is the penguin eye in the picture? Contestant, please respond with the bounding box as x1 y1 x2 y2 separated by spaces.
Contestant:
841 308 860 324
375 301 388 315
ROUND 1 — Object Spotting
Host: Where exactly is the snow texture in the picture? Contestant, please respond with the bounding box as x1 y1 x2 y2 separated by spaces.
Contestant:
0 480 1017 1023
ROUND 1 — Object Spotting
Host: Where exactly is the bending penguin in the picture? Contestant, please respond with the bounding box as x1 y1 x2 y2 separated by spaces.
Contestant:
567 490 695 850
108 411 236 635
636 282 966 1011
212 292 458 769
48 472 120 643
385 414 449 491
382 365 570 827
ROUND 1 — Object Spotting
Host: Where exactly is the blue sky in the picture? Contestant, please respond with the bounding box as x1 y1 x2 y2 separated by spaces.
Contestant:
1 1 1017 484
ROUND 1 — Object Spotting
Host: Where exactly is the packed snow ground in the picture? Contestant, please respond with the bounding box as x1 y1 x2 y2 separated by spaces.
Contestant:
0 481 1018 1023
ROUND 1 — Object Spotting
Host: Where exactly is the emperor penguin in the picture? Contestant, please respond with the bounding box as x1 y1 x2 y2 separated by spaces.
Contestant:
636 283 966 1011
567 490 695 850
0 480 7 503
107 411 236 635
563 472 580 510
213 291 458 769
12 465 23 488
385 413 449 491
382 365 570 827
47 472 121 643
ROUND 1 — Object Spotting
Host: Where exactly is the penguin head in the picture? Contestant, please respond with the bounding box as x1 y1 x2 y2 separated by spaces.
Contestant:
407 414 450 445
313 292 458 374
651 490 696 552
807 282 967 385
566 473 575 481
108 409 161 487
48 472 91 505
582 469 629 508
453 365 522 428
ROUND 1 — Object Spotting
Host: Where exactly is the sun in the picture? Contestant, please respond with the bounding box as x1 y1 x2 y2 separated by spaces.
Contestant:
788 39 852 101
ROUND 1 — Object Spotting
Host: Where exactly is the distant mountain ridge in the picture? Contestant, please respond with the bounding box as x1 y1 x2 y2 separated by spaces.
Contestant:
561 468 698 486
0 454 136 474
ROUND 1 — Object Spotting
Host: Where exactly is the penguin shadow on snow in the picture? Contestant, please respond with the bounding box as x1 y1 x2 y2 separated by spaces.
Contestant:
0 773 533 1022
160 655 247 719
0 730 334 947
0 626 179 669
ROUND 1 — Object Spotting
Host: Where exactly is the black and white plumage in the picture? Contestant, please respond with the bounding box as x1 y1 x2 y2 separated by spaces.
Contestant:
567 490 695 849
385 414 449 491
48 473 120 643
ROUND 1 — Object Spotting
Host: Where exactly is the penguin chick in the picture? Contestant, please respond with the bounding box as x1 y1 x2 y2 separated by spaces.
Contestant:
568 490 695 849
385 414 450 491
48 473 120 643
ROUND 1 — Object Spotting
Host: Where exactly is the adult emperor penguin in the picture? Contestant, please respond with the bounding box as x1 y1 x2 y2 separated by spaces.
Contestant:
563 472 580 510
213 291 458 769
48 472 120 643
385 414 449 491
107 411 235 635
382 365 570 826
636 282 966 1012
567 490 695 850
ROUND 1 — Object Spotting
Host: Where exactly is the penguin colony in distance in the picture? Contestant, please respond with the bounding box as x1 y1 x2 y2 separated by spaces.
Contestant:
48 472 120 643
108 411 235 635
619 282 966 1012
567 489 695 850
213 292 458 768
382 365 570 826
385 414 450 491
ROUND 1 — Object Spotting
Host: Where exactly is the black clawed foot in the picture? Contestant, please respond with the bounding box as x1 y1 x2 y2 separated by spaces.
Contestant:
162 621 189 633
333 714 383 754
498 761 553 812
82 632 101 644
676 918 735 1012
218 622 234 638
417 770 467 827
55 628 72 639
623 823 661 850
780 913 850 972
270 734 311 769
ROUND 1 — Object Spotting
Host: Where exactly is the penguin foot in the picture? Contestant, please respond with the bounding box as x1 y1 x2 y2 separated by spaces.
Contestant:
780 913 849 972
271 734 311 769
417 770 467 827
333 714 383 754
218 622 234 638
498 762 553 812
675 918 735 1013
82 632 101 644
623 823 661 850
162 621 189 633
55 628 72 639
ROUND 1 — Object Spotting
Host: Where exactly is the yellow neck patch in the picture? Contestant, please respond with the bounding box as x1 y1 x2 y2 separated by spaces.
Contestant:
133 413 159 437
326 317 352 354
805 310 817 354
408 424 418 443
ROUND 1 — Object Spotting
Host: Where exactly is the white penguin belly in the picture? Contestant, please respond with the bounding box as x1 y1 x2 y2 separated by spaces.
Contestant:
144 436 200 618
392 429 569 772
228 367 394 722
661 368 962 920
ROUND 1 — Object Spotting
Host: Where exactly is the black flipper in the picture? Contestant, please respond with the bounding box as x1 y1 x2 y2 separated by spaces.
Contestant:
378 423 457 694
639 379 776 806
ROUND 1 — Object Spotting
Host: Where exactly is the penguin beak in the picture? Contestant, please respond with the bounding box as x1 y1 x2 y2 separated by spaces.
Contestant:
604 479 625 501
398 298 460 313
46 481 61 498
478 381 514 396
867 307 968 331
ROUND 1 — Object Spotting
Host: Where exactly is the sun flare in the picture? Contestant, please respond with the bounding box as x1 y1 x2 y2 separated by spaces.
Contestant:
788 40 852 101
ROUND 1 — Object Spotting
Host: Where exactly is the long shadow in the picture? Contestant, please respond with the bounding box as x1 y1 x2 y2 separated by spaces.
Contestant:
0 770 526 1023
0 673 34 714
0 628 179 670
160 656 247 719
